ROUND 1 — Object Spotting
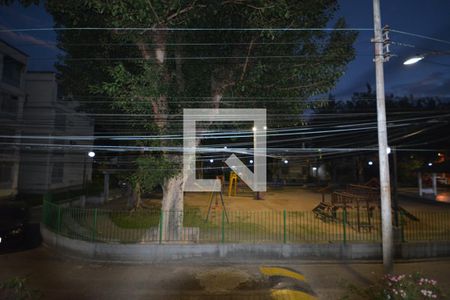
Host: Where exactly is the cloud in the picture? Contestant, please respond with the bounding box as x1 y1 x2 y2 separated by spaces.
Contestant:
389 72 450 97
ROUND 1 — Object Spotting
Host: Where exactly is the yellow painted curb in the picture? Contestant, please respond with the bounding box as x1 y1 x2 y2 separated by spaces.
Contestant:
260 266 306 282
271 289 317 300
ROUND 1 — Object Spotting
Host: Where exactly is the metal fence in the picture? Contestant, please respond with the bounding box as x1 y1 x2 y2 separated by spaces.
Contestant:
42 201 450 244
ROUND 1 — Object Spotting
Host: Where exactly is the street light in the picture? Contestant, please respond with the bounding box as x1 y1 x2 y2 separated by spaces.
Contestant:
403 55 424 65
403 51 450 65
82 151 96 202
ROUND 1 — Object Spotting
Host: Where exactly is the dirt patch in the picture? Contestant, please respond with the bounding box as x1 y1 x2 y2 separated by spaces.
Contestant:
160 273 203 291
194 267 254 293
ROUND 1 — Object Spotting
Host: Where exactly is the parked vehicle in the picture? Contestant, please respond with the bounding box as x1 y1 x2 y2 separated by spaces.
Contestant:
0 201 29 253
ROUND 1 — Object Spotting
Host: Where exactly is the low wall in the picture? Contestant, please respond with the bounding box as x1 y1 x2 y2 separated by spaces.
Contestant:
41 225 450 262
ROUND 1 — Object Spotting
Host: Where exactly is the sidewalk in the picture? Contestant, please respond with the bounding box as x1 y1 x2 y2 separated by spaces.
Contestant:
1 246 449 299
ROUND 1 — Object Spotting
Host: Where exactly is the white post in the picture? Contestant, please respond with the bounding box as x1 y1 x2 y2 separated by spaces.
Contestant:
418 172 423 196
373 0 393 273
103 172 110 203
432 173 437 196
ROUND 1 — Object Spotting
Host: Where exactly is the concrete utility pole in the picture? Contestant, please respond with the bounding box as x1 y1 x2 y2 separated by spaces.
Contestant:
372 0 393 272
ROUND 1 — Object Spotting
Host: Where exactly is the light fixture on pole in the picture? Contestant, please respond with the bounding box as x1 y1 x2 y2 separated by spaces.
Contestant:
403 51 450 65
82 151 96 204
403 55 424 65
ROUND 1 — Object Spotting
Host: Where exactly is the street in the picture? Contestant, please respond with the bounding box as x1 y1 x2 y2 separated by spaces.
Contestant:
1 245 450 299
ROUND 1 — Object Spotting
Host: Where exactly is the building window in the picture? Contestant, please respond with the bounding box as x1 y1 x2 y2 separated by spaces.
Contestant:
0 93 19 118
0 128 15 156
0 162 13 188
55 113 66 131
51 153 64 183
51 162 64 183
2 56 23 87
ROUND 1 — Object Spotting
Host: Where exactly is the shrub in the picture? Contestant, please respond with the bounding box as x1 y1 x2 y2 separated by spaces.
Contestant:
341 272 445 300
0 276 41 300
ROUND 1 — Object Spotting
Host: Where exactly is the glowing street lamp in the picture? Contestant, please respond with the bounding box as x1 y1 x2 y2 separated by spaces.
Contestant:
403 55 424 65
403 51 450 65
82 151 96 202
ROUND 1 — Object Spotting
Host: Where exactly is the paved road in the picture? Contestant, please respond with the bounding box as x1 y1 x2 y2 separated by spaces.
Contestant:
1 246 450 299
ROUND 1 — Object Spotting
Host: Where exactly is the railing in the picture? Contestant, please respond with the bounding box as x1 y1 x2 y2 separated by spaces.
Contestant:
42 201 450 244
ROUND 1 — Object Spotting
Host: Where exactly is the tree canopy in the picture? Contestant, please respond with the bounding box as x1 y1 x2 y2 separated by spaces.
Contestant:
3 0 357 199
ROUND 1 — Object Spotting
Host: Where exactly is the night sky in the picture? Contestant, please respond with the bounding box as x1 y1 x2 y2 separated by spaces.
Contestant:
1 0 449 100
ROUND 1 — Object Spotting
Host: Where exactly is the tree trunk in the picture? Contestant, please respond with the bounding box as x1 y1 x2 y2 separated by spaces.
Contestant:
356 156 365 184
133 182 142 209
161 172 184 241
139 31 184 240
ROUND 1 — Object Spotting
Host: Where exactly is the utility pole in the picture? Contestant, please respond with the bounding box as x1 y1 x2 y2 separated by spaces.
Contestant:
372 0 393 272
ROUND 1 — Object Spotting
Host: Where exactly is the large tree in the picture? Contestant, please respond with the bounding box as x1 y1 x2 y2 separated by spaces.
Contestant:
4 0 356 238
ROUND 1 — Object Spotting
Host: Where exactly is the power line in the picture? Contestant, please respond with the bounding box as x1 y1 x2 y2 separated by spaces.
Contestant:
0 27 373 33
391 29 450 45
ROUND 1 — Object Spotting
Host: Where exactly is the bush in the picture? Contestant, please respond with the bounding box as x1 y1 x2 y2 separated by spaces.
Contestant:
341 273 445 300
0 276 41 300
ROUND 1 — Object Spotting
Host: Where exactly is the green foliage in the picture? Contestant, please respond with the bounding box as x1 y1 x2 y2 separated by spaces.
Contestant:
5 0 357 193
398 157 423 185
131 156 179 192
0 277 42 300
341 273 445 300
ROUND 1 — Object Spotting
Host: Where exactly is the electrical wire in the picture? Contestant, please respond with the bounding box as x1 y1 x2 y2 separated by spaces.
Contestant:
0 27 374 33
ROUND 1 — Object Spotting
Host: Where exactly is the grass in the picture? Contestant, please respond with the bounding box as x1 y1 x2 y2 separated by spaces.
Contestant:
109 210 160 229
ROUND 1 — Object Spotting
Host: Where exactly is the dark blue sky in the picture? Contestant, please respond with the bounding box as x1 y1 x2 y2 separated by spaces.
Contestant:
333 0 450 99
1 0 449 99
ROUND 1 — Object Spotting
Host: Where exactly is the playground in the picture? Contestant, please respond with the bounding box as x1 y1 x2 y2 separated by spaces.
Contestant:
44 175 449 245
183 186 450 213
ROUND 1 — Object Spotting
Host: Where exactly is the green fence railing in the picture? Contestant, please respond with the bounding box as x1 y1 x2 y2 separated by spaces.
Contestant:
42 201 450 244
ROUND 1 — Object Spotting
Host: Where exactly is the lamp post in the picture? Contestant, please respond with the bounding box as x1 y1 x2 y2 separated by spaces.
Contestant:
82 151 96 202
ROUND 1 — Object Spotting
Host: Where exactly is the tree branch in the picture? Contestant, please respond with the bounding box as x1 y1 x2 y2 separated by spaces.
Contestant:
147 0 161 23
240 37 255 81
166 1 206 23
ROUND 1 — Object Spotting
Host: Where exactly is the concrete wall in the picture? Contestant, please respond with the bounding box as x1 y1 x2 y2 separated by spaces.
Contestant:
41 225 450 262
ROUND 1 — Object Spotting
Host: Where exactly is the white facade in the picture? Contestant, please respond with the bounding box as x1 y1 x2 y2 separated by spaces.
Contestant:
0 40 27 199
19 72 94 194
